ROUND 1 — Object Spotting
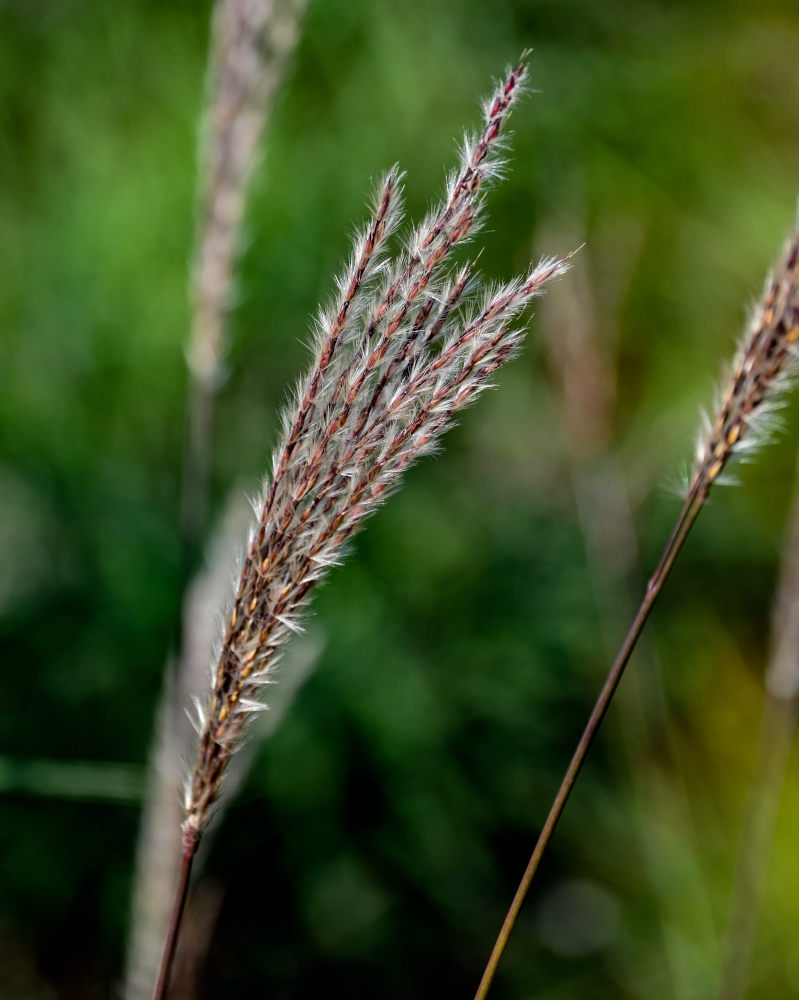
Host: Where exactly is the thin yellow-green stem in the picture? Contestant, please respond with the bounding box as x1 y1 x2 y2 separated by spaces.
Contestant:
474 482 706 1000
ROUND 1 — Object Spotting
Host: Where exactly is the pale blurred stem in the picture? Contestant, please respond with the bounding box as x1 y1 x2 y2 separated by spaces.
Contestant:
474 481 706 1000
718 694 797 1000
152 838 199 1000
180 367 216 581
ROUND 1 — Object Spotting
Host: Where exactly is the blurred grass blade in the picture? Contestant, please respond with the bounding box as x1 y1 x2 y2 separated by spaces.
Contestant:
0 757 146 803
718 452 799 1000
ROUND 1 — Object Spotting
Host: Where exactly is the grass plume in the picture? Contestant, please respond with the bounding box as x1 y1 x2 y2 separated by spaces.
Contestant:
152 52 573 999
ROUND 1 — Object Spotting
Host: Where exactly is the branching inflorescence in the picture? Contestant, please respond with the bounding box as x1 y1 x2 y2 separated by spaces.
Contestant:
181 52 572 847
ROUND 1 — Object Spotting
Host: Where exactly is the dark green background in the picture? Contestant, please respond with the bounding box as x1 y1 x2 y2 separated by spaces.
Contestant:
3 0 799 996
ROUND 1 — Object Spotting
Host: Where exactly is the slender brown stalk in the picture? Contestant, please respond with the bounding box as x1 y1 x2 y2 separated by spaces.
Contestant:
475 220 799 999
539 224 715 995
152 838 198 1000
168 881 227 1000
474 485 704 1000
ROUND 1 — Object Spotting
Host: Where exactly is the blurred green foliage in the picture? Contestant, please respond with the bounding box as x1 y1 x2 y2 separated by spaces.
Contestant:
2 0 799 996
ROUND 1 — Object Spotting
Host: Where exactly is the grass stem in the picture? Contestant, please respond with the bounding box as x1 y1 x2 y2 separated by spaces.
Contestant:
152 836 198 1000
477 217 799 997
474 485 705 1000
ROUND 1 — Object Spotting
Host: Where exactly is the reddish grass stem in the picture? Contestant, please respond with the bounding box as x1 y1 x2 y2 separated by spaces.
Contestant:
474 484 705 1000
152 837 198 1000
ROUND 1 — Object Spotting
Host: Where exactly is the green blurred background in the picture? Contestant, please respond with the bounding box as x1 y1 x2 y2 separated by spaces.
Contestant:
3 0 799 996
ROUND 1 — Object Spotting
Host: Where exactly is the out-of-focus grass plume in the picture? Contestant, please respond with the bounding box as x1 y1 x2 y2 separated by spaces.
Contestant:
3 2 799 998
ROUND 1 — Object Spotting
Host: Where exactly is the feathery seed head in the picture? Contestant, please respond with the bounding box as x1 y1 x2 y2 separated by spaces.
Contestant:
183 52 572 839
693 226 799 498
191 0 309 386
